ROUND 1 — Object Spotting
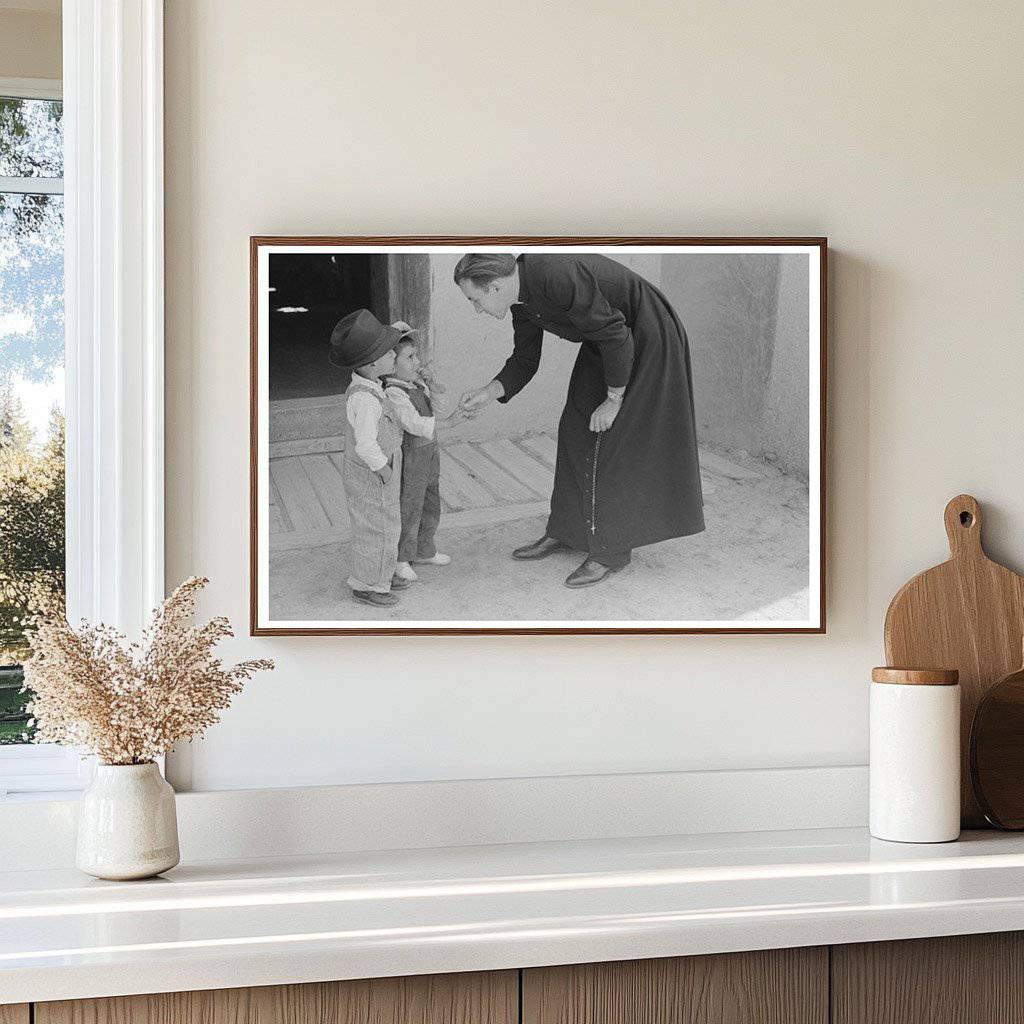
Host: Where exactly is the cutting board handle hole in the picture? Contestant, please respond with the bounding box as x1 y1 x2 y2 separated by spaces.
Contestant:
944 495 982 554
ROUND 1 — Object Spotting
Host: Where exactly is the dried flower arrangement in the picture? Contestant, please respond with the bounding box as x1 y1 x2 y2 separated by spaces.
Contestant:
22 577 273 765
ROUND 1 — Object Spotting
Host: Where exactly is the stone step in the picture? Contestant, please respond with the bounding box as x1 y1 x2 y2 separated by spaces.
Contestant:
270 395 346 443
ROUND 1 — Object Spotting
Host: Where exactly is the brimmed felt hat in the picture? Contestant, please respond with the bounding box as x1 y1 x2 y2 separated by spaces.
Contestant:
328 309 402 369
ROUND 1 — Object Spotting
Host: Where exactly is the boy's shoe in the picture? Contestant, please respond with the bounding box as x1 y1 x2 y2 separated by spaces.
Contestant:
412 553 451 566
390 575 412 590
394 562 418 581
352 589 399 607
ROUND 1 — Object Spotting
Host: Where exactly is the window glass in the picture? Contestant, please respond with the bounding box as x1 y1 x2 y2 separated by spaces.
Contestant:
0 97 63 178
0 96 65 746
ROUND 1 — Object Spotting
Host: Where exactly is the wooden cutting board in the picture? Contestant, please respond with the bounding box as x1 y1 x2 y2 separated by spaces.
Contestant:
884 494 1024 827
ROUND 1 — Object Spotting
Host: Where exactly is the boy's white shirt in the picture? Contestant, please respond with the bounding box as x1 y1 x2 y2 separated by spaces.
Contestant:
383 377 436 440
346 377 389 471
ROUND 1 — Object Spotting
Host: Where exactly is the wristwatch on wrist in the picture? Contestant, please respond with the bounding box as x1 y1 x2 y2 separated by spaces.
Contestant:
606 389 624 404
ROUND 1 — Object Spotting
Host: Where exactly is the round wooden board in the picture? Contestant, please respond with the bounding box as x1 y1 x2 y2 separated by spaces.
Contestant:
971 665 1024 829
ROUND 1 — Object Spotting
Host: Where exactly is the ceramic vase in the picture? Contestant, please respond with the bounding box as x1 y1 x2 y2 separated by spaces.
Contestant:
76 762 180 880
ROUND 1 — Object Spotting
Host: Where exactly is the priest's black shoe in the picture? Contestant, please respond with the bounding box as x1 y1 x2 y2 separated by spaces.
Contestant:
565 558 624 588
512 535 569 560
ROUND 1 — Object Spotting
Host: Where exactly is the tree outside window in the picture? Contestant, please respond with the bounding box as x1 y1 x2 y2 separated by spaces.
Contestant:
0 93 65 745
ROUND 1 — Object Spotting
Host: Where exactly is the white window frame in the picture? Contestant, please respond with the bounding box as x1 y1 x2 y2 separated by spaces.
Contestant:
0 76 63 192
0 1 164 801
0 77 61 101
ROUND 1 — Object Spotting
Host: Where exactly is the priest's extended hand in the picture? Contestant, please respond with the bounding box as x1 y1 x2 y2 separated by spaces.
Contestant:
458 380 504 418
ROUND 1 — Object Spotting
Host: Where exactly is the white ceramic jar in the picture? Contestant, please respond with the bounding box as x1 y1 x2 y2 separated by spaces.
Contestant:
870 667 960 843
76 762 180 880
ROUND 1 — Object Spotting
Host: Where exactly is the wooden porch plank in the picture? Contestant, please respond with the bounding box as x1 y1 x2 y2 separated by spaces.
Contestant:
301 453 350 529
269 475 293 533
270 457 331 532
479 439 554 497
520 433 558 469
440 452 496 510
446 442 535 503
327 450 479 513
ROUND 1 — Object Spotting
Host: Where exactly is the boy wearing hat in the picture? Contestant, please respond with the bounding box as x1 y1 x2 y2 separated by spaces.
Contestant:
329 308 409 607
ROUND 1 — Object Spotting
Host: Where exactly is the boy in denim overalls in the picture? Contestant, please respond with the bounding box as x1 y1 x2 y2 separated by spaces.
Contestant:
383 333 462 581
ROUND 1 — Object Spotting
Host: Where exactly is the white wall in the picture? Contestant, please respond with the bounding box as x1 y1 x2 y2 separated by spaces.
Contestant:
659 253 810 477
164 1 1024 791
427 251 577 440
765 256 811 478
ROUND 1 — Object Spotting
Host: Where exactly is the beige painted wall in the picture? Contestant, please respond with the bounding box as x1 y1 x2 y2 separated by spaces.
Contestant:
164 1 1024 791
0 6 60 80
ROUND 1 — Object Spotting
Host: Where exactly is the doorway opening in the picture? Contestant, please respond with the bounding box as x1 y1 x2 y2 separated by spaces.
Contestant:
268 253 432 402
268 253 383 401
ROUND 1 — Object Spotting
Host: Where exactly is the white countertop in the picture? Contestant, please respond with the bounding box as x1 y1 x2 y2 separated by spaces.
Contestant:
4 826 1024 1005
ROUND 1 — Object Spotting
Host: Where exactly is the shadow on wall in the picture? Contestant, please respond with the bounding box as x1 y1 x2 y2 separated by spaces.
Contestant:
660 254 810 481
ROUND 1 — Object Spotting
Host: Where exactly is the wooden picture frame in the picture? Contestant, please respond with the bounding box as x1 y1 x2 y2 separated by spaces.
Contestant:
251 236 827 635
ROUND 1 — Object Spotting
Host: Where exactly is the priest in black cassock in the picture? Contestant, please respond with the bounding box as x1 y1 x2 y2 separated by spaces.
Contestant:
456 252 705 588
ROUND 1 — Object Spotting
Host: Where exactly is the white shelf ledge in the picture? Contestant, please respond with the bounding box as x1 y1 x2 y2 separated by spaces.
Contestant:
4 827 1024 1004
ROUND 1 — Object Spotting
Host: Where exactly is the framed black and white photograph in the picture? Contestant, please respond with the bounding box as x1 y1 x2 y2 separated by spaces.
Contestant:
250 237 826 635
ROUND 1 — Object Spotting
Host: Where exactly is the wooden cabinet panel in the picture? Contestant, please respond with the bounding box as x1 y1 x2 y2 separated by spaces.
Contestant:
833 932 1024 1024
36 970 517 1024
523 948 828 1024
0 1006 29 1024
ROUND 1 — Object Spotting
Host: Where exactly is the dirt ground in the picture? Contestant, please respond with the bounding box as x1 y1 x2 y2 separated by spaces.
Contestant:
269 455 811 624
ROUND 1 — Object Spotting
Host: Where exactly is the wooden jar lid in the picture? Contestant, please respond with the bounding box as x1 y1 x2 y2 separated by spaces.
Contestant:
871 667 960 686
